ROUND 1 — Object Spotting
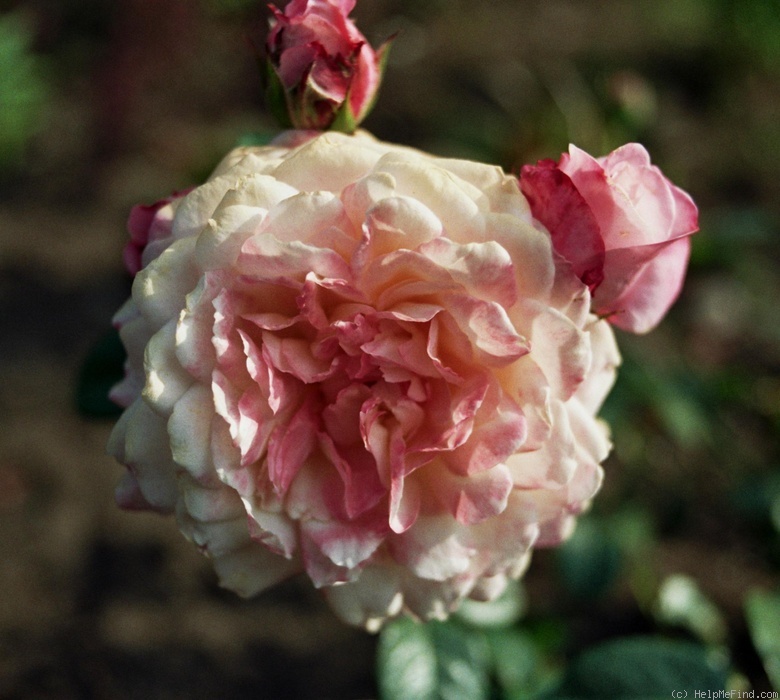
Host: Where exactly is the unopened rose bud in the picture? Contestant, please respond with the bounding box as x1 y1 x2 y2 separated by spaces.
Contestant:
265 0 390 132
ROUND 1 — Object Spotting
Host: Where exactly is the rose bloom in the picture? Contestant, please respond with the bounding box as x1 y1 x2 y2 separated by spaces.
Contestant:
266 0 388 131
108 131 620 630
520 144 698 334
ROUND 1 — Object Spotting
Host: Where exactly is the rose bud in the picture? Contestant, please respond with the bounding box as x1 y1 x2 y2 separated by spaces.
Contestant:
265 0 391 132
520 144 698 333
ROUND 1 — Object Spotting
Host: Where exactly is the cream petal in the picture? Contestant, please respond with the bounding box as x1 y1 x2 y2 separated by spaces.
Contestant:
374 153 485 242
324 564 403 630
143 319 194 416
576 318 621 414
107 398 178 513
212 544 301 597
390 515 475 581
179 473 245 523
168 384 218 485
272 132 384 192
528 303 591 400
133 237 199 331
172 175 242 241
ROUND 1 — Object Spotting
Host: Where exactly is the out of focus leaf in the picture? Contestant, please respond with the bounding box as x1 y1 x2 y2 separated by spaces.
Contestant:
0 11 49 169
556 518 622 600
377 618 490 700
733 0 780 72
745 589 780 690
77 329 125 418
377 618 437 700
654 574 727 645
552 636 728 699
486 628 555 699
235 130 278 147
692 207 776 270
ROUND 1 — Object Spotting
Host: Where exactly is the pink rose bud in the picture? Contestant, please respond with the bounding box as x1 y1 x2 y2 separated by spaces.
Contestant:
520 144 699 334
265 0 390 132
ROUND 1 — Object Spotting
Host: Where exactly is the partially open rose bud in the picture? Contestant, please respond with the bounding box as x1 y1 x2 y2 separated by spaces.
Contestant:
265 0 390 132
520 144 698 334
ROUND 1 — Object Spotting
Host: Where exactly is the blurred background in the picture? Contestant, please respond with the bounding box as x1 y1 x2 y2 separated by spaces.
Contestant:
0 0 778 697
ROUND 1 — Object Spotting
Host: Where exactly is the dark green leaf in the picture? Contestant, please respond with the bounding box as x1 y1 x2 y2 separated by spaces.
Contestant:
556 519 622 600
554 636 728 699
263 61 293 129
745 589 780 690
235 130 278 147
430 621 491 700
76 329 125 418
486 629 541 696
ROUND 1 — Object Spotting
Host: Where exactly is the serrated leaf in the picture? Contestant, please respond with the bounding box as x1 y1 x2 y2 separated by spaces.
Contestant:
377 619 491 700
745 589 780 690
554 636 728 699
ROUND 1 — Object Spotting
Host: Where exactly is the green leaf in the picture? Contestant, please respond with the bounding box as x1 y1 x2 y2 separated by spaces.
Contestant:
486 629 542 697
377 618 437 700
76 329 125 418
556 518 623 600
377 618 491 700
654 574 727 645
554 637 728 699
263 60 293 130
0 11 50 168
234 130 278 148
745 589 780 690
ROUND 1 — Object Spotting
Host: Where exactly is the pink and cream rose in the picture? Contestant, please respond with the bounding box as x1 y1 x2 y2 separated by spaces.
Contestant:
520 144 699 333
266 0 389 131
108 131 619 629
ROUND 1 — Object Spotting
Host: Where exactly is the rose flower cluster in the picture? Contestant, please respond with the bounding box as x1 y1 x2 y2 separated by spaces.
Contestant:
107 0 698 631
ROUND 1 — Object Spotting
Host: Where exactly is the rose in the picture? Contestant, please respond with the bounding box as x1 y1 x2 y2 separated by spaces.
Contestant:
520 144 699 333
108 130 619 629
265 0 389 131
